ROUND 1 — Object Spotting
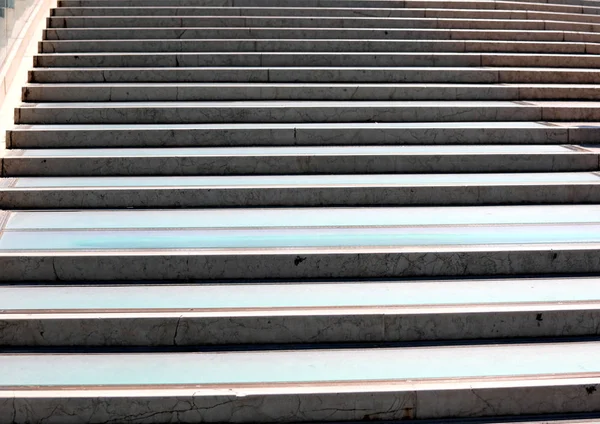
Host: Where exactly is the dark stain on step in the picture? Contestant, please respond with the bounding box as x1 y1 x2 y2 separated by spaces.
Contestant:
294 256 307 266
586 386 597 395
536 313 543 327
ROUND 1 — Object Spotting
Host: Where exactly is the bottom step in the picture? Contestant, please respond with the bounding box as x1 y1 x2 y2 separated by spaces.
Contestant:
2 341 600 423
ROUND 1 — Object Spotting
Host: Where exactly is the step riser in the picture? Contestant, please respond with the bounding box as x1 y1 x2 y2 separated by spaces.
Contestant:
6 126 573 148
3 184 600 208
32 53 479 68
47 7 530 17
37 69 583 84
32 53 600 68
5 153 594 176
39 40 594 54
21 85 600 102
15 105 545 124
4 309 600 346
2 248 600 280
46 17 551 30
50 1 598 14
52 0 591 11
18 104 600 124
3 385 600 424
42 28 571 42
28 69 505 84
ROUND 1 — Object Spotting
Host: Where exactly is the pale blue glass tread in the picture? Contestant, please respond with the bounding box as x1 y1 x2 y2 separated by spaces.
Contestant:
2 277 600 312
5 172 600 188
2 223 600 251
3 341 600 387
5 205 600 230
6 145 579 158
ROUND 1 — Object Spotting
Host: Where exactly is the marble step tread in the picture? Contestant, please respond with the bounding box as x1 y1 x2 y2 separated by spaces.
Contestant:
38 38 600 54
3 341 600 422
46 16 594 31
5 273 600 345
22 83 600 102
33 52 600 68
30 68 600 84
3 145 594 176
50 0 600 14
4 342 600 424
8 269 600 342
3 172 600 209
7 122 591 148
15 101 600 124
47 6 600 27
5 203 600 280
43 28 592 42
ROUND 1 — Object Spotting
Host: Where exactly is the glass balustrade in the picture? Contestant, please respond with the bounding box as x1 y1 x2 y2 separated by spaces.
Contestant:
0 0 38 69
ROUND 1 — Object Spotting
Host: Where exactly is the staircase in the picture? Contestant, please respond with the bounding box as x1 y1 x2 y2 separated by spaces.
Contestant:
5 0 600 422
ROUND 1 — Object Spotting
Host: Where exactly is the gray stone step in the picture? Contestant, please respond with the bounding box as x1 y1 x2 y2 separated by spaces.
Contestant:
2 172 600 209
44 16 554 30
6 122 578 148
14 101 600 124
46 6 600 25
3 270 600 345
3 145 594 176
22 83 600 102
42 28 574 42
44 16 600 34
32 52 600 68
4 204 600 280
39 38 598 53
27 68 600 84
3 342 600 422
51 0 600 14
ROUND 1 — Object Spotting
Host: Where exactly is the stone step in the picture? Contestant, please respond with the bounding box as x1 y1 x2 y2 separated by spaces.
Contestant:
45 16 600 35
4 204 600 280
3 145 594 176
4 272 600 345
45 7 600 30
27 68 600 84
44 16 563 30
38 38 599 53
2 171 600 209
6 122 580 148
22 83 600 102
46 6 600 25
43 16 600 34
42 28 583 42
4 341 600 421
51 0 600 14
14 101 600 124
32 52 600 68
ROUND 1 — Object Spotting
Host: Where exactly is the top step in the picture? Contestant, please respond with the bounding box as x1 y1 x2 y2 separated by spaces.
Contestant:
53 0 600 15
